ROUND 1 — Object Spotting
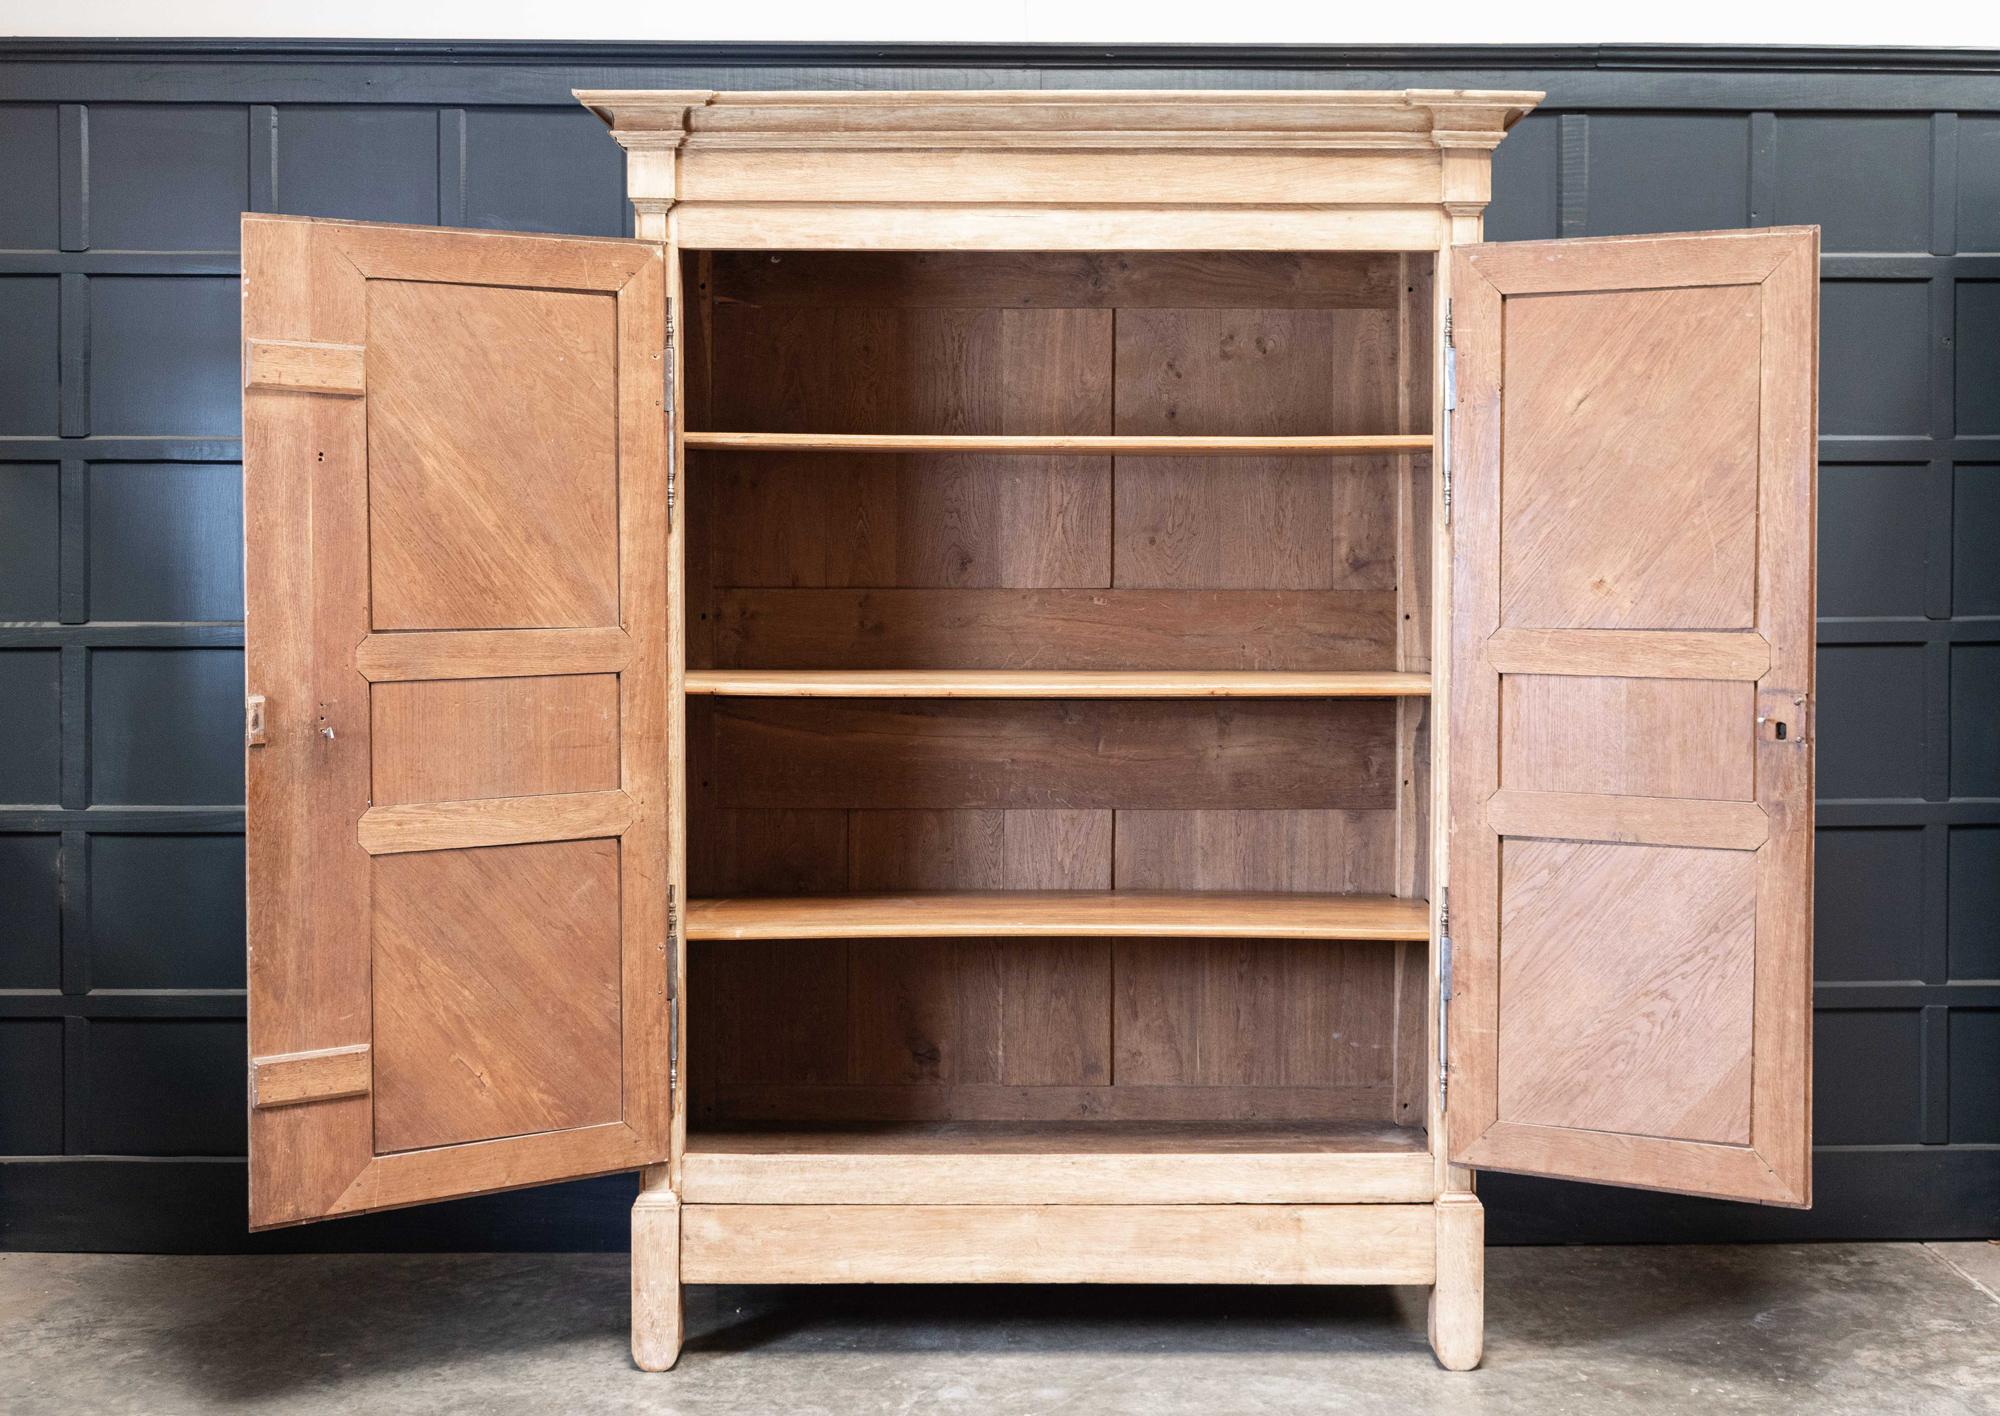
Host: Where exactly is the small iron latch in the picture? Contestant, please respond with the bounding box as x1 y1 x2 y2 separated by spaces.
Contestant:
1437 887 1453 1107
1441 300 1456 527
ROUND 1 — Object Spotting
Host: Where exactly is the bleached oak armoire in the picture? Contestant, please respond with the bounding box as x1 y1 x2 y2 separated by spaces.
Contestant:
239 88 1818 1372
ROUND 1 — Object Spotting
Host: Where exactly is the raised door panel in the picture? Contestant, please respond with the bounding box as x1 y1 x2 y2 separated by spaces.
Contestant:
1448 228 1817 1206
242 215 670 1227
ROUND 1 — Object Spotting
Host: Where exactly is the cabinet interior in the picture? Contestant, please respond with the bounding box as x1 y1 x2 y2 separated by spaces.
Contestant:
677 249 1437 1176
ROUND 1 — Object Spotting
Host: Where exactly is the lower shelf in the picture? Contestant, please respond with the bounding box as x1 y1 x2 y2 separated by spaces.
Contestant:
682 1120 1435 1206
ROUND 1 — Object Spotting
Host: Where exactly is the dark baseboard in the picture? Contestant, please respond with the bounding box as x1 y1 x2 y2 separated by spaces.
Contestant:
0 1161 633 1254
5 1150 1993 1253
1485 1148 2000 1244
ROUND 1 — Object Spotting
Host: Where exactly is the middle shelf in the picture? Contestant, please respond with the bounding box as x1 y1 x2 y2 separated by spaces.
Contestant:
684 669 1432 699
685 890 1431 942
683 431 1433 456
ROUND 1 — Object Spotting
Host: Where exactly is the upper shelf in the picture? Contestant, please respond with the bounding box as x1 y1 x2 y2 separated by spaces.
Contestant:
686 890 1431 942
681 432 1432 457
684 669 1431 699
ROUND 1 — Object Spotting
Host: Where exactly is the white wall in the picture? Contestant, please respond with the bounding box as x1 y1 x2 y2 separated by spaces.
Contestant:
4 0 1995 47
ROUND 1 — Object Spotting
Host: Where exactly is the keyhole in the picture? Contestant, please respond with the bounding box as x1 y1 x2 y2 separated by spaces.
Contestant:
1775 721 1787 740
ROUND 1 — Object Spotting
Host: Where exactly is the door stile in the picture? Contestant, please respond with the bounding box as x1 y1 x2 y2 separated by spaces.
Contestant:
244 216 376 1223
652 204 690 1192
1749 238 1820 1207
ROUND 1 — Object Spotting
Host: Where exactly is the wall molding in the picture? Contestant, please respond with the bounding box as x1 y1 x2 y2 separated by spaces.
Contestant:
2 40 2000 73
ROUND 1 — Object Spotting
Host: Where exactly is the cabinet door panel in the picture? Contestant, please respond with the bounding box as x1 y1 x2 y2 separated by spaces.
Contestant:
243 215 670 1227
1448 228 1816 1206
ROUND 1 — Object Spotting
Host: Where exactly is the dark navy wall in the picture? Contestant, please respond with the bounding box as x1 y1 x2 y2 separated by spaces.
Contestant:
0 42 1994 1251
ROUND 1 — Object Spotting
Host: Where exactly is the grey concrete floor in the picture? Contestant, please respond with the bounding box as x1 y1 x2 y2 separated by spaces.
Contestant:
2 1243 1997 1414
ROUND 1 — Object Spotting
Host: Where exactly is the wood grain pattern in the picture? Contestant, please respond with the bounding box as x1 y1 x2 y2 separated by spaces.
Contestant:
704 249 1408 311
675 204 1450 255
1114 459 1399 591
630 1173 681 1372
846 938 1112 1087
1448 227 1816 1206
1112 809 1397 894
1495 283 1761 632
689 934 1115 1120
1111 307 1399 592
705 453 1108 591
355 628 632 682
1498 840 1756 1145
1428 1194 1484 1370
688 809 852 896
711 588 1397 671
697 699 1398 811
1485 790 1767 851
846 810 1111 891
1115 939 1401 1088
1486 628 1769 680
1116 306 1399 439
678 150 1440 208
700 1083 1396 1125
679 1203 1437 1285
686 890 1429 941
372 840 623 1153
1500 675 1753 800
357 790 634 855
242 337 364 396
369 675 620 805
712 305 1110 435
249 1044 371 1109
366 279 621 631
681 1121 1433 1205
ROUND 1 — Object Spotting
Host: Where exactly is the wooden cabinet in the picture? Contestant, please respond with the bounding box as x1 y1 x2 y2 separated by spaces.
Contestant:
239 89 1817 1372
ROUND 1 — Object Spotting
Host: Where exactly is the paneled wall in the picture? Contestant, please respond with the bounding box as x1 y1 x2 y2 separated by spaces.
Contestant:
0 42 1994 1248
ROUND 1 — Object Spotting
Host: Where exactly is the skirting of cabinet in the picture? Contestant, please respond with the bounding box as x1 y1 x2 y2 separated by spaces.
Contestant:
677 1202 1441 1286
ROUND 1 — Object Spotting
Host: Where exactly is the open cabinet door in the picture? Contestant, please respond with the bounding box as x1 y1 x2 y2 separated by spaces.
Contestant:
1447 227 1816 1205
243 215 671 1226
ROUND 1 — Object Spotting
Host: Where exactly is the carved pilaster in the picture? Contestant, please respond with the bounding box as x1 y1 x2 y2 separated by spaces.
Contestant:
574 89 714 229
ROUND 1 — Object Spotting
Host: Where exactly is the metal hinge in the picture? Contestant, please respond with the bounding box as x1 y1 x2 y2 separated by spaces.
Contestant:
663 298 677 529
1437 887 1453 1106
1441 300 1456 527
662 298 676 416
665 885 679 1099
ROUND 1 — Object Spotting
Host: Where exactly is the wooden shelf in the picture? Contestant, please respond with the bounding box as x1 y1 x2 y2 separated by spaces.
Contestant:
683 432 1432 456
684 669 1431 699
683 1120 1433 1205
685 890 1430 942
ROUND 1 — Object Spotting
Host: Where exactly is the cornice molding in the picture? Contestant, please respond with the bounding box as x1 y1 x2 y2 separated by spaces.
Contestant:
576 88 1542 158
